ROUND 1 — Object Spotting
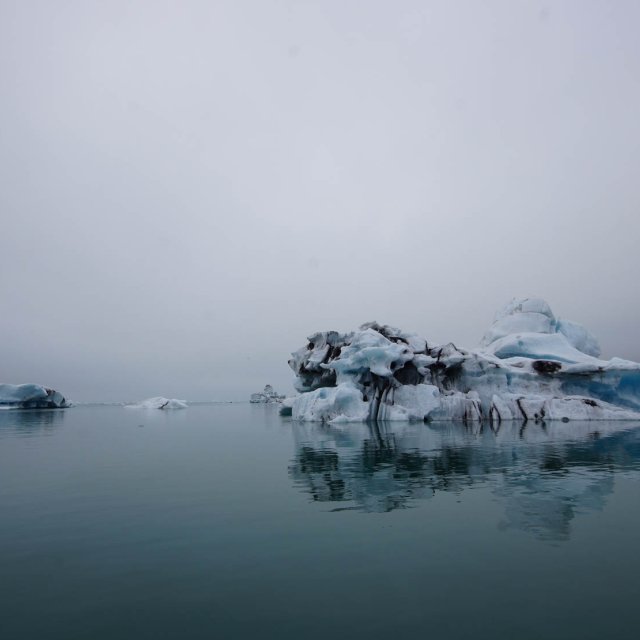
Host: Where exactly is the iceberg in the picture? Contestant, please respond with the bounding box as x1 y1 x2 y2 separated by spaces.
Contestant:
286 298 640 423
126 397 188 410
250 384 285 403
0 383 69 409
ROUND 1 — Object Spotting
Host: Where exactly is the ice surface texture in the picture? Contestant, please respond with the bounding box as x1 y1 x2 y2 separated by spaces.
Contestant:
286 298 640 423
0 383 69 408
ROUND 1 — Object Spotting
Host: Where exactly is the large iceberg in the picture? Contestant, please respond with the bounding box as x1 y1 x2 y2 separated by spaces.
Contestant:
286 298 640 423
0 383 69 409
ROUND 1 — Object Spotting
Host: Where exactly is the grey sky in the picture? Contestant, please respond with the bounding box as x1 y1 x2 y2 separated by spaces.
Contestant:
1 0 639 402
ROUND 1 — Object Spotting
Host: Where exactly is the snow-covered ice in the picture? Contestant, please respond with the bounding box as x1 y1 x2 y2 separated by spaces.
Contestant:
0 383 69 408
126 397 188 410
285 298 640 423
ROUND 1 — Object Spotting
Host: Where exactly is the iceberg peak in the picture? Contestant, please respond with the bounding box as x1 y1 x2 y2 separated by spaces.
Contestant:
479 297 601 362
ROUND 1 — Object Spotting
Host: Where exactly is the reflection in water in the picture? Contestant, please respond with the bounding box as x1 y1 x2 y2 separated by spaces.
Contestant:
289 420 640 539
0 409 65 437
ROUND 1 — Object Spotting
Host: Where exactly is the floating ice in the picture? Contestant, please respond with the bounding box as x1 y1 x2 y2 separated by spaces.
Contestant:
0 383 69 409
286 298 640 423
126 397 187 410
250 384 285 403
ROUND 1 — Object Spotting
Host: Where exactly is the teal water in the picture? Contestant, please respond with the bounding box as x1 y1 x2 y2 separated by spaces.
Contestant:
1 404 640 639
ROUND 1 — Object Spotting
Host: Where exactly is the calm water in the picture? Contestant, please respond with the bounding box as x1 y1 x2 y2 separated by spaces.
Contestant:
1 404 640 640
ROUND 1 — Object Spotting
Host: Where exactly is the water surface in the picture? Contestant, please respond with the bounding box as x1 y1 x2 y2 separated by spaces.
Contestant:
1 404 639 639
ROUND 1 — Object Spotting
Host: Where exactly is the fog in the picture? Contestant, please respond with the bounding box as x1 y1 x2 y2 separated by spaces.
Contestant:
1 0 639 402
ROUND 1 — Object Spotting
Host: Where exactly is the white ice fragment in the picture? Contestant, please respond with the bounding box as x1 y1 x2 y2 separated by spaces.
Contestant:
126 397 187 410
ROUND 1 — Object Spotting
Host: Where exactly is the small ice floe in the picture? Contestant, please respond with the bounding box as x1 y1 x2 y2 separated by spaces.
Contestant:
125 397 188 410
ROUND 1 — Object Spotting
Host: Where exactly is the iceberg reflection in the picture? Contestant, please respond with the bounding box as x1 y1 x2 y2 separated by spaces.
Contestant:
0 408 66 438
289 420 640 539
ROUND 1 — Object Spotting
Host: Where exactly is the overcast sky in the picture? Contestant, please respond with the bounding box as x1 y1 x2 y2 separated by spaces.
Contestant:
1 0 639 402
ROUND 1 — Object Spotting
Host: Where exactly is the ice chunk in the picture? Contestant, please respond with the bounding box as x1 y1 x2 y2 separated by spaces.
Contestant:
126 397 187 410
0 383 69 408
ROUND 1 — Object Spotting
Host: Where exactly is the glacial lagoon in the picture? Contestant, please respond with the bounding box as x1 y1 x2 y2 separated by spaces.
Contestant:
1 403 640 639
